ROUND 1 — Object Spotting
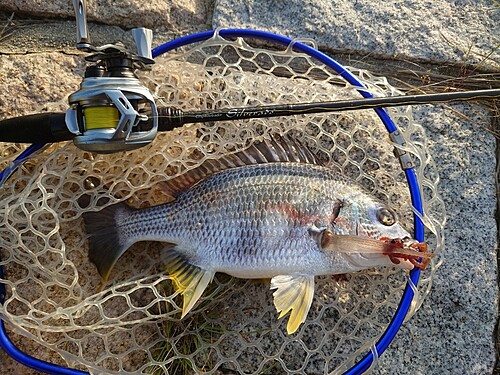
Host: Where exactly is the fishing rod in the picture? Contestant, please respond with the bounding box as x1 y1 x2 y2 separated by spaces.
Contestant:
0 0 498 153
155 88 500 131
1 87 499 152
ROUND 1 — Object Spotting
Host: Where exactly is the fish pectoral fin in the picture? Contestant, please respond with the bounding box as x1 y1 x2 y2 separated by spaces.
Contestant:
270 274 315 335
164 250 214 319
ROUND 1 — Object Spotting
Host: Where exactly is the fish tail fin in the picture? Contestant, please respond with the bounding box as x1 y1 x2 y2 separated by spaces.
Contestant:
81 199 133 282
163 249 214 319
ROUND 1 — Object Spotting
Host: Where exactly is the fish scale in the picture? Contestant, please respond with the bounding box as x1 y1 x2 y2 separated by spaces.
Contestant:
113 163 376 276
82 136 422 334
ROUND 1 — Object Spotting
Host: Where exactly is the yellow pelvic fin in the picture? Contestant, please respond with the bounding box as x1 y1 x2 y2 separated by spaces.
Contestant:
164 251 214 319
270 274 315 335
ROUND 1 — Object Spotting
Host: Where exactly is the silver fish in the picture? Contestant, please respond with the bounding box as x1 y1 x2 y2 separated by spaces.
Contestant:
82 135 431 334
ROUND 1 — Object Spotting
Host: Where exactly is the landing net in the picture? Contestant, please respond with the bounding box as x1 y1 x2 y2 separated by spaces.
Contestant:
0 32 445 374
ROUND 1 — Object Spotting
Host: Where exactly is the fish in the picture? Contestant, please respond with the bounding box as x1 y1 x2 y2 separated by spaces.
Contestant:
81 135 432 334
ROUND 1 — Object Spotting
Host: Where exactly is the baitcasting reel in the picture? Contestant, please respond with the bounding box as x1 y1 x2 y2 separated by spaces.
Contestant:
0 0 497 154
65 0 158 153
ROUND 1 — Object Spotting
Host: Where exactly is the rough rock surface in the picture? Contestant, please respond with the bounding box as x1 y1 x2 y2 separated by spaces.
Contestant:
0 1 498 374
213 0 499 66
373 103 497 374
0 0 213 33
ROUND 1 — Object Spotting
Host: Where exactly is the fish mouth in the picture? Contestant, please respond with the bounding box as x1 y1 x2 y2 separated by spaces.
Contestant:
322 232 434 270
380 237 433 270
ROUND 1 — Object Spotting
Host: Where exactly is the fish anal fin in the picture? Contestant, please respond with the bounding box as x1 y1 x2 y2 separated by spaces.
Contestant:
163 250 214 318
270 274 315 335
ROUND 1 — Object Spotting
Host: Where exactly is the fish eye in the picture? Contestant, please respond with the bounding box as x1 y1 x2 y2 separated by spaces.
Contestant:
376 207 397 226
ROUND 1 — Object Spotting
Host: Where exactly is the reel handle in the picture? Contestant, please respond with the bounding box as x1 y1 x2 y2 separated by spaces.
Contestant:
73 0 91 51
132 28 153 60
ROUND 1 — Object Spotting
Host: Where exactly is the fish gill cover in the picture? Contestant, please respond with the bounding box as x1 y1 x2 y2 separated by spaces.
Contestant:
0 34 445 374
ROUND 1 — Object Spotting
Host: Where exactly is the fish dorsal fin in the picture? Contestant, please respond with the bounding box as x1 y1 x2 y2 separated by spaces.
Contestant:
163 247 214 318
270 273 315 334
161 134 319 196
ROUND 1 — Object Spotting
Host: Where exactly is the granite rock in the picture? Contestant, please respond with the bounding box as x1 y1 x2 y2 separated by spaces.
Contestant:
373 103 497 374
0 0 213 33
213 0 499 67
0 0 498 374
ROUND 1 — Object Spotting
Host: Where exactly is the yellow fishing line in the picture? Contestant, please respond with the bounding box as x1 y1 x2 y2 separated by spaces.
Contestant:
83 106 120 129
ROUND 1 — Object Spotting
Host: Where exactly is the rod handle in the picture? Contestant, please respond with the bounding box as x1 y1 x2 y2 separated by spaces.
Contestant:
0 113 74 143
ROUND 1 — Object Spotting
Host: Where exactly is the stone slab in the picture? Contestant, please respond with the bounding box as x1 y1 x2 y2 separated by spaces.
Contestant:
0 52 83 119
0 0 213 33
0 12 206 56
213 0 499 67
374 103 498 374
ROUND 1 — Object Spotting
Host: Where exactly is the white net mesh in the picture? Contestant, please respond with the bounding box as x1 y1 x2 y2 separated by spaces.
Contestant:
0 32 445 374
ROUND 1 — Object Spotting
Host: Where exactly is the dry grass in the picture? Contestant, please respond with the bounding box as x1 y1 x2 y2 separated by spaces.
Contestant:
0 12 14 44
346 45 500 138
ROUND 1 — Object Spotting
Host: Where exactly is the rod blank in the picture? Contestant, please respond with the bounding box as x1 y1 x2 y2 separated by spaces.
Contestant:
157 88 500 131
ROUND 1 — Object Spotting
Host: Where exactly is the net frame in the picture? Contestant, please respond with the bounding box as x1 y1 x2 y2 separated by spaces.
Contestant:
153 30 426 374
0 28 443 375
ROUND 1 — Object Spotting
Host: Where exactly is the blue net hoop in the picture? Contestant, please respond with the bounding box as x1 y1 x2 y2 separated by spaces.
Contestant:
0 28 424 375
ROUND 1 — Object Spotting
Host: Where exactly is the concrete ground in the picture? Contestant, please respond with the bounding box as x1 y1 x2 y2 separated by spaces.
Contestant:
0 1 498 374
